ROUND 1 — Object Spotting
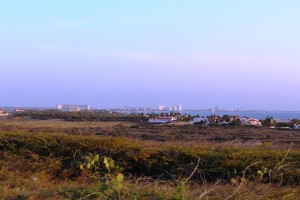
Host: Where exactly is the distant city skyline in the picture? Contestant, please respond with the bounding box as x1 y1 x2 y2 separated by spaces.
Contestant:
1 1 300 110
1 104 300 112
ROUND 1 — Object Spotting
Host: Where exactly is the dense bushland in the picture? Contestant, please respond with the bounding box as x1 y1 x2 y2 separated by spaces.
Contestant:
13 110 148 122
1 132 299 184
1 131 300 199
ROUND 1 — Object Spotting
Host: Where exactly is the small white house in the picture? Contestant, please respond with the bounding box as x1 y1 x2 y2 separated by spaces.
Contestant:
274 118 292 123
190 117 207 124
241 118 262 126
149 116 176 124
15 109 25 112
0 109 9 117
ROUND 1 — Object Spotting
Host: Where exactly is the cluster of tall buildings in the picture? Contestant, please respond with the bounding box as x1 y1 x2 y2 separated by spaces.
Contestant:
158 104 183 111
55 104 183 112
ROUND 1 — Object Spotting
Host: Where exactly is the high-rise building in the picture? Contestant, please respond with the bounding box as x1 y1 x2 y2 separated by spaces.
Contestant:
158 105 165 111
64 106 81 112
178 104 183 111
56 105 62 110
174 105 178 111
57 105 90 112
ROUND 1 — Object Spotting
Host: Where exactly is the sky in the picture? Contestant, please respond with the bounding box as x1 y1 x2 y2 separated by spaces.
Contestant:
0 0 300 110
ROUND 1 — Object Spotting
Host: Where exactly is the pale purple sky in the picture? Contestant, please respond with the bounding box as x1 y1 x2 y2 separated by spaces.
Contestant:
0 1 300 110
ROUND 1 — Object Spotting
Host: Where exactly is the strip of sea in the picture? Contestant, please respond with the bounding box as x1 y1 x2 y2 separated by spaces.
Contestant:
126 110 300 120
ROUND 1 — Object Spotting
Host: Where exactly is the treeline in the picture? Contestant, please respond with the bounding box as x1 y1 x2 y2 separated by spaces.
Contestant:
13 110 148 122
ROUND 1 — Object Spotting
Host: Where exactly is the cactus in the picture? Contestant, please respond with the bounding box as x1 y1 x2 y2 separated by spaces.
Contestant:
72 153 125 199
72 153 123 181
104 157 110 171
93 155 100 162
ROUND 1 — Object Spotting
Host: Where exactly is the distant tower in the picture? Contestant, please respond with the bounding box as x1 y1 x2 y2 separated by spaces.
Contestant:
178 104 183 111
174 105 178 111
56 104 62 110
158 105 165 111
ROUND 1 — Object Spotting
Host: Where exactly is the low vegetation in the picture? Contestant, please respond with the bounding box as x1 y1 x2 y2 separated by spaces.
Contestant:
0 113 299 199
